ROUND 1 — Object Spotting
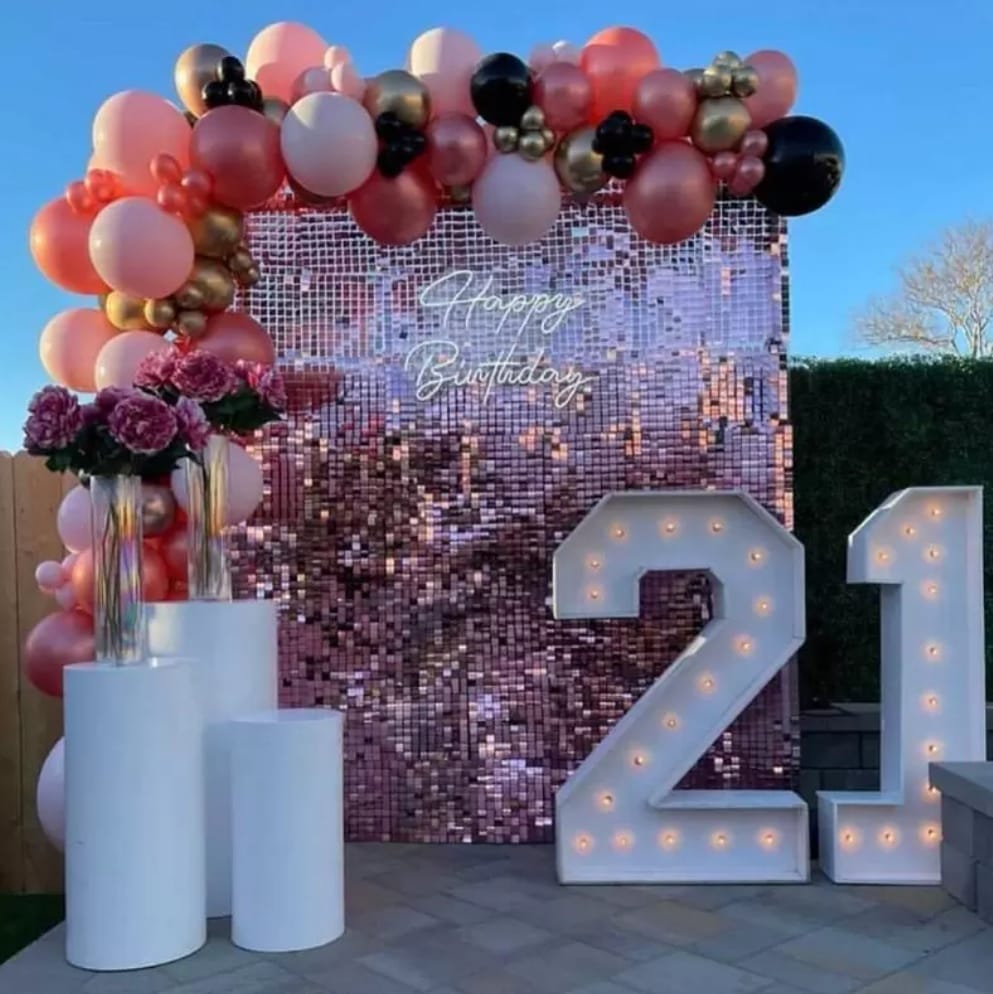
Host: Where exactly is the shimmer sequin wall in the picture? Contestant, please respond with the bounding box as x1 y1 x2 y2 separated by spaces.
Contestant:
230 194 796 843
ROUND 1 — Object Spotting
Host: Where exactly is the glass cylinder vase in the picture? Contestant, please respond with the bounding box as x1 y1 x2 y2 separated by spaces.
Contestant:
90 474 145 664
185 434 232 601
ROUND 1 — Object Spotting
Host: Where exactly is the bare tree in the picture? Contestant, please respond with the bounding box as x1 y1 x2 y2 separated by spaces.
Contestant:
854 220 993 357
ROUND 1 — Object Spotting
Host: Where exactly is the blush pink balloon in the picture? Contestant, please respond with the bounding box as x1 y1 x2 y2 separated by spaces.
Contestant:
426 114 488 186
246 21 328 103
329 61 366 100
37 738 64 851
35 561 66 593
323 45 351 70
292 66 333 103
54 585 78 611
408 27 481 118
534 63 593 132
94 330 170 390
57 486 92 553
711 151 739 180
88 197 194 299
198 312 276 366
349 168 438 245
729 155 766 196
281 92 377 197
529 43 557 73
552 41 581 64
91 91 191 197
191 106 285 210
739 129 769 158
472 155 562 246
24 611 94 698
30 198 108 295
744 50 798 129
39 308 118 392
623 142 716 245
633 69 698 141
170 437 264 524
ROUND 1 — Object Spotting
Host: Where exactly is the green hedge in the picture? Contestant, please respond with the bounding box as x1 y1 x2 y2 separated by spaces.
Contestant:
792 357 993 705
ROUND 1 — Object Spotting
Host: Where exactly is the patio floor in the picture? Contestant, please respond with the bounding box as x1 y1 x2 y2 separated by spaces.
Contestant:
1 844 992 994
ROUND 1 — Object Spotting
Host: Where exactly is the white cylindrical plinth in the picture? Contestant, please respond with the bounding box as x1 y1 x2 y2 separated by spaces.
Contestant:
64 659 205 971
230 709 343 953
146 600 277 917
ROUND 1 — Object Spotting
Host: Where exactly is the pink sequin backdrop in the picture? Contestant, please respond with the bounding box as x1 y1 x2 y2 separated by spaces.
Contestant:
229 193 796 843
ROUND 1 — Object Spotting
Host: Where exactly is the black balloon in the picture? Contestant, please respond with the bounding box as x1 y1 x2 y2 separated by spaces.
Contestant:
375 112 405 140
202 79 228 109
227 79 257 106
753 115 845 217
470 53 533 127
629 124 654 155
603 153 637 179
218 56 245 82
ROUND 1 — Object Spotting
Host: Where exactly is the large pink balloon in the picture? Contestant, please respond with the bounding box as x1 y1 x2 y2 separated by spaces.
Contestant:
37 738 64 852
472 155 561 246
58 486 92 553
349 169 438 245
30 199 108 295
170 437 264 525
744 50 798 129
407 28 481 118
191 106 285 210
94 330 170 390
623 142 716 245
88 197 194 299
246 21 328 103
91 91 191 197
24 612 94 698
633 69 698 141
426 114 487 187
281 93 376 197
534 63 593 133
198 312 276 366
39 308 118 392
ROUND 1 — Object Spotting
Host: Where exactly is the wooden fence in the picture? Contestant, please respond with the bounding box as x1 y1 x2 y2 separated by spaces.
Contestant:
0 452 70 893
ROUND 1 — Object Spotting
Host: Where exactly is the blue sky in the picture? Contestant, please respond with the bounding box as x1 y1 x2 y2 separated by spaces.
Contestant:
1 0 990 449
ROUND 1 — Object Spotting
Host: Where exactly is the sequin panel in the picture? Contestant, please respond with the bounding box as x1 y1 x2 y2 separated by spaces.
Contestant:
230 194 797 843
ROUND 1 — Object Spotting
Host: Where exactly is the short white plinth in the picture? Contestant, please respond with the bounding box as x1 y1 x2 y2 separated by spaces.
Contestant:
64 659 205 971
230 709 344 953
146 599 278 917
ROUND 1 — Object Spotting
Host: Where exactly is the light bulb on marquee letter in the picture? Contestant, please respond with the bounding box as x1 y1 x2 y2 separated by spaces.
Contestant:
552 491 807 883
818 487 985 884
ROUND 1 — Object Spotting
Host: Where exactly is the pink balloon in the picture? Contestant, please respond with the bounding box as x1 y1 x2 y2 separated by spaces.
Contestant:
729 155 766 196
472 155 561 246
711 151 739 180
198 312 276 366
88 197 194 299
329 62 366 101
39 308 118 392
35 561 66 593
740 129 769 158
281 93 376 197
246 21 328 103
170 437 264 524
37 739 64 852
535 63 593 133
292 66 333 103
744 50 798 129
191 106 285 210
94 330 170 390
91 91 191 197
426 114 488 187
623 142 716 245
323 45 351 70
552 41 582 65
30 198 109 295
24 611 94 698
54 585 78 611
633 69 698 141
529 44 557 73
349 168 438 245
62 552 80 573
57 486 93 553
407 28 481 118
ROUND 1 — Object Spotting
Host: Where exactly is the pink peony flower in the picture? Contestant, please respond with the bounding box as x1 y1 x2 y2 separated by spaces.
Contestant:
172 350 236 402
107 394 178 454
174 397 211 452
81 386 136 427
23 386 83 452
134 348 179 390
256 367 287 410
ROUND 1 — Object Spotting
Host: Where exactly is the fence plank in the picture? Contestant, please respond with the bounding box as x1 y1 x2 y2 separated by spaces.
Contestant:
0 453 23 891
14 454 66 893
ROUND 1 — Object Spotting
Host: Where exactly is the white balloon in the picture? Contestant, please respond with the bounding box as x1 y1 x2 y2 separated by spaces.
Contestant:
36 739 65 853
552 41 582 65
472 155 562 246
529 43 557 73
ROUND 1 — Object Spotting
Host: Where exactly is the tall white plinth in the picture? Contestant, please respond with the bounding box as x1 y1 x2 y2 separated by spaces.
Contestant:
230 709 344 953
64 659 205 970
146 600 278 917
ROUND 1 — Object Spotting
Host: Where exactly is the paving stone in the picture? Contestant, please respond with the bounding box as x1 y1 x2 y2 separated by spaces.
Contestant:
915 926 993 988
565 923 674 963
514 894 614 933
408 893 496 926
561 983 639 994
162 939 260 983
345 879 407 915
350 904 441 941
453 969 542 994
166 961 307 994
615 950 770 994
836 904 985 956
738 948 860 993
456 916 553 954
361 937 496 992
770 925 920 981
312 960 419 994
503 941 629 992
690 920 795 963
616 900 728 945
267 928 385 975
81 968 175 993
858 972 987 993
668 884 768 911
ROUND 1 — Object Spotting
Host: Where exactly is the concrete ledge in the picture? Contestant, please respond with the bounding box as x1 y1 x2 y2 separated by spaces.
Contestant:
930 763 993 820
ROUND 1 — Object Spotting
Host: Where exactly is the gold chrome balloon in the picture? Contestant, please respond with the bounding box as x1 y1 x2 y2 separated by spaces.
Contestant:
494 126 519 154
691 96 751 153
104 291 149 331
190 257 236 313
228 247 255 275
699 65 733 98
188 206 244 260
518 131 548 161
363 70 431 129
175 282 206 311
175 310 207 339
141 485 177 537
520 105 546 132
174 43 230 117
713 50 743 70
731 66 759 98
684 68 705 90
144 298 177 330
241 266 261 287
262 97 290 126
541 127 556 151
554 127 607 198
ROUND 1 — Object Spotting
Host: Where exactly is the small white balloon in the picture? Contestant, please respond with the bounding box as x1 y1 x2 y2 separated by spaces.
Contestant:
36 739 65 852
552 40 582 64
472 155 562 246
529 43 557 73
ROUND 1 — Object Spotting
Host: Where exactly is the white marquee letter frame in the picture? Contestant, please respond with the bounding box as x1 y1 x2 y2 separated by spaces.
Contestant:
819 486 986 883
553 490 808 883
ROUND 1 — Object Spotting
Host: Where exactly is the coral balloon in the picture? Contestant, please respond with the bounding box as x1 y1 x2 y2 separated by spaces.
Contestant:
24 611 94 698
633 69 698 141
330 62 366 101
622 142 716 245
94 330 170 390
141 484 177 537
580 27 660 122
472 155 561 246
162 527 188 582
171 438 264 524
323 45 351 70
57 486 92 553
71 543 169 612
35 561 66 593
30 199 108 294
534 63 593 133
37 739 65 852
39 308 118 392
281 93 376 198
349 169 438 245
198 312 276 365
88 197 194 299
91 91 191 196
191 106 285 210
408 28 481 118
426 114 488 187
246 21 328 103
743 50 798 129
